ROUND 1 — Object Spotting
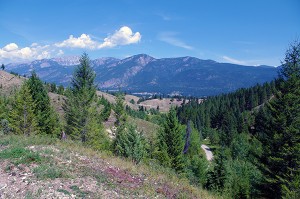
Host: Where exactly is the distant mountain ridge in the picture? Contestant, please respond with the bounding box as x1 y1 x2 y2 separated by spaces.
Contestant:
6 54 278 96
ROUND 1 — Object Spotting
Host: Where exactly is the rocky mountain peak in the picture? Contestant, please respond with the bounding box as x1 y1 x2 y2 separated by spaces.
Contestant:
51 56 80 66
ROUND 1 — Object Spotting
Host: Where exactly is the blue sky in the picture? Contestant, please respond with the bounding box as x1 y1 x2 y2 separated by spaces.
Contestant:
0 0 299 66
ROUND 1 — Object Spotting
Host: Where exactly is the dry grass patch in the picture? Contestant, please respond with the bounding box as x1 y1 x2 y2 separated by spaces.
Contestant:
0 134 220 199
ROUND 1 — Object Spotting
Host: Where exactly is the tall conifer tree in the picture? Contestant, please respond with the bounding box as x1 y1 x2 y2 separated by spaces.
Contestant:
26 71 59 136
256 41 300 198
156 107 185 172
64 53 106 144
9 83 38 135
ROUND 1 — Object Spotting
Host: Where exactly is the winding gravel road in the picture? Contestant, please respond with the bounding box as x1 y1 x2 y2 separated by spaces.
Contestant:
201 144 213 161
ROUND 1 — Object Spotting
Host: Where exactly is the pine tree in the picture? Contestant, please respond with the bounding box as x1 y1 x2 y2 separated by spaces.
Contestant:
26 71 60 136
206 150 227 191
114 93 127 126
9 83 38 135
256 41 300 198
99 96 111 121
114 124 145 163
0 95 9 121
64 53 105 144
156 107 185 172
153 128 171 167
57 85 64 95
1 119 10 135
85 106 111 150
184 121 208 186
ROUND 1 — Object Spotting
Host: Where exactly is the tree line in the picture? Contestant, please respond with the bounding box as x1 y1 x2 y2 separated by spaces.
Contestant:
177 41 300 198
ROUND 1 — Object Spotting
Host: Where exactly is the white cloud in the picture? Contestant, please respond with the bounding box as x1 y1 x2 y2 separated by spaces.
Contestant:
55 34 98 49
3 43 19 51
222 56 270 66
158 32 193 50
1 26 141 63
55 26 141 49
0 43 63 63
222 56 246 65
98 26 141 48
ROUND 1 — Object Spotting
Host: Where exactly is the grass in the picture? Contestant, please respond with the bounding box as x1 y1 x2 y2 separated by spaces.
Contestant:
57 189 71 195
128 117 159 140
0 147 42 165
15 151 42 165
33 164 67 180
0 147 29 159
70 185 89 198
57 139 219 198
24 191 34 199
0 139 10 146
0 133 220 199
0 134 57 149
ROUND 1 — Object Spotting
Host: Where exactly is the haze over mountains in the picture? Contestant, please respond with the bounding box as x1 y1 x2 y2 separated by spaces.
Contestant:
6 54 278 96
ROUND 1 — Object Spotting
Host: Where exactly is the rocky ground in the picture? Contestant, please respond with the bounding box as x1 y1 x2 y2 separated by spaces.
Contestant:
0 136 215 199
0 145 152 199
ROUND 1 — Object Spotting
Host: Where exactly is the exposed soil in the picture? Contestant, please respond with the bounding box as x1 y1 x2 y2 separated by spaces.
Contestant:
0 144 162 199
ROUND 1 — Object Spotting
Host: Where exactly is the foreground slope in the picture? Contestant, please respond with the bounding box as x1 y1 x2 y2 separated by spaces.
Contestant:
0 135 218 199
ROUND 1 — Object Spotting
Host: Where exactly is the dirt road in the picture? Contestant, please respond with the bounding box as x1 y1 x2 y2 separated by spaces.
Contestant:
201 144 213 161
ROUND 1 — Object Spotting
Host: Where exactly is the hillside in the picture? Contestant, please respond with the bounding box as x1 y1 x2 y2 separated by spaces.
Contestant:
6 54 278 96
0 71 180 117
0 71 24 95
0 135 217 199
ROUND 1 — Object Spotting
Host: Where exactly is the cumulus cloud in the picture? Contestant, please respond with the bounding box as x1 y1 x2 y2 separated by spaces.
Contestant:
3 43 19 51
0 43 63 63
158 32 193 50
99 26 141 48
55 34 98 49
55 26 141 49
1 26 141 63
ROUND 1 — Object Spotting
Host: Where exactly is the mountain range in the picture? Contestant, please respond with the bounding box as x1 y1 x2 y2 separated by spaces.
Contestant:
6 54 279 96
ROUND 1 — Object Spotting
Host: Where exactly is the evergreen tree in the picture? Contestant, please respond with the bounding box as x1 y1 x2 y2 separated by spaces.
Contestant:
113 94 145 163
0 119 10 135
223 159 262 198
57 85 64 95
26 71 60 136
256 41 300 198
0 95 9 121
9 83 38 135
85 106 111 150
153 128 171 167
50 83 57 93
279 40 300 79
114 93 127 126
206 150 227 191
98 96 111 121
64 53 106 144
1 64 4 70
184 121 208 186
114 124 145 163
156 108 185 172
